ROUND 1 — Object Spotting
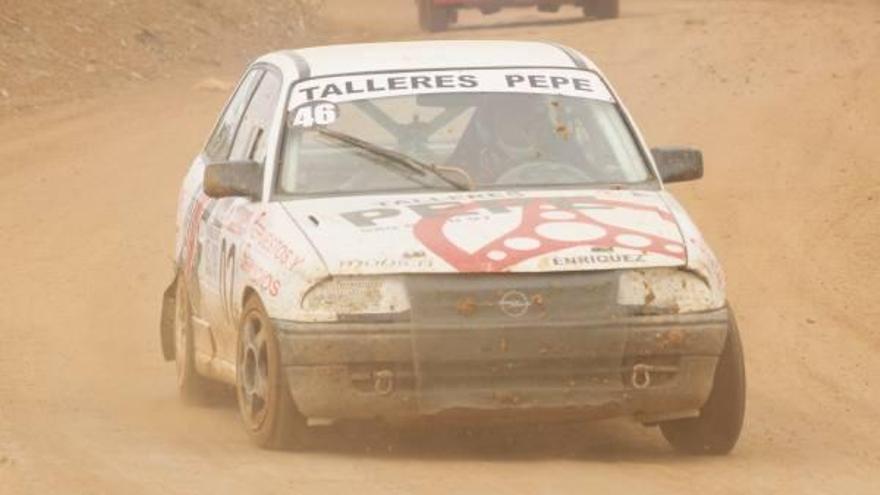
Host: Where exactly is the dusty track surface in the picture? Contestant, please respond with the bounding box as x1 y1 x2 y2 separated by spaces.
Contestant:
1 0 879 493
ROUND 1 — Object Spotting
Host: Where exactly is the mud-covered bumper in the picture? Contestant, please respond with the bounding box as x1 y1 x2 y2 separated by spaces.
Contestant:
273 306 730 423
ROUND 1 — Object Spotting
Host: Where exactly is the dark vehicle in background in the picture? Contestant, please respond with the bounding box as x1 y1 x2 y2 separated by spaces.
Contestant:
417 0 619 31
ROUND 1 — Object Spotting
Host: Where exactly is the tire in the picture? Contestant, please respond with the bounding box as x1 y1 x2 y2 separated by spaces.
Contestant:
173 275 218 404
659 309 746 455
417 0 451 32
582 0 619 20
236 296 309 449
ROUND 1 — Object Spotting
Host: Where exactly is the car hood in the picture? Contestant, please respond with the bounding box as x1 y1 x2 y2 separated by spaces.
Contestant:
282 189 688 275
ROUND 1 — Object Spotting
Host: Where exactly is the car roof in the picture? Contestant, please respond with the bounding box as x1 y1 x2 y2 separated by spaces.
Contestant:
256 40 597 79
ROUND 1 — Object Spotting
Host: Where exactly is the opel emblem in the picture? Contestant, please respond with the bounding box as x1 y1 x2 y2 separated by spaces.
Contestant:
499 290 530 318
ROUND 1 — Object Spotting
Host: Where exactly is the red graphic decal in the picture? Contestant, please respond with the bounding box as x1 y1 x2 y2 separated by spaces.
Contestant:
240 249 282 297
225 207 255 236
251 214 305 271
182 195 211 278
413 196 685 272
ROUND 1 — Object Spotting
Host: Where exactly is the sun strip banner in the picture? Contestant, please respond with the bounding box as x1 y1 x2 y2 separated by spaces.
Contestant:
288 67 615 109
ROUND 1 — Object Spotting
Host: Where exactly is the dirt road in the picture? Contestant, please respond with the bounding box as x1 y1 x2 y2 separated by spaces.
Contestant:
1 0 879 493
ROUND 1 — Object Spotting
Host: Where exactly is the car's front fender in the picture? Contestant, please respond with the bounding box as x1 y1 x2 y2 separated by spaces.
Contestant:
232 204 331 322
660 191 727 308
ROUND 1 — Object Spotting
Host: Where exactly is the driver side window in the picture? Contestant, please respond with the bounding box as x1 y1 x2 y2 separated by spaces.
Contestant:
204 69 264 162
229 71 282 164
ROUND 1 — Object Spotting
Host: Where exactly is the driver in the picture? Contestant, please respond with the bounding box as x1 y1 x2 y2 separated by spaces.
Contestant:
447 94 583 183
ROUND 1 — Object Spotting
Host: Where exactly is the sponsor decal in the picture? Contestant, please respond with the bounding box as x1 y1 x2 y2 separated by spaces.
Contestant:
239 249 282 297
339 195 684 272
288 68 614 109
182 194 211 280
552 253 645 266
341 195 678 227
250 213 305 271
225 207 255 236
296 74 479 102
412 197 684 272
201 200 238 288
338 258 435 271
219 239 237 324
373 190 524 208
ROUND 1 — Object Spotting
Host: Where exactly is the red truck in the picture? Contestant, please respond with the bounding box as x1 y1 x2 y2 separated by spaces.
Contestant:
417 0 619 31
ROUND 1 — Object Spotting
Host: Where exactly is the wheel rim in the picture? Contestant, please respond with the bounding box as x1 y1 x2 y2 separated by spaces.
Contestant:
174 281 190 386
238 311 270 429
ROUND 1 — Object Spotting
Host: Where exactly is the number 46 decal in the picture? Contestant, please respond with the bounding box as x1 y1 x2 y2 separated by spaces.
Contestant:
290 101 339 128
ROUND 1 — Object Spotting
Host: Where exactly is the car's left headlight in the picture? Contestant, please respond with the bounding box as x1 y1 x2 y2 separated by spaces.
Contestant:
617 268 722 314
301 276 411 322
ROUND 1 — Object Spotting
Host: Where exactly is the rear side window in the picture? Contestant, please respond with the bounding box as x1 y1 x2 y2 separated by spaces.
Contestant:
205 69 264 161
229 71 282 164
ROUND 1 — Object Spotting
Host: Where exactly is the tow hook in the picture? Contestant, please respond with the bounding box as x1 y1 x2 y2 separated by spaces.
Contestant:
373 369 395 395
630 363 678 389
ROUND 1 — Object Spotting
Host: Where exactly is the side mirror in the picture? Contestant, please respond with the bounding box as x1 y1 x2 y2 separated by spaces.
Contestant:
651 147 704 183
203 160 262 199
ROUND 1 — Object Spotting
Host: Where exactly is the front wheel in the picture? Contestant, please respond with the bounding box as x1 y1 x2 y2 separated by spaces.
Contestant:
659 309 746 455
582 0 619 19
236 296 309 449
417 0 452 32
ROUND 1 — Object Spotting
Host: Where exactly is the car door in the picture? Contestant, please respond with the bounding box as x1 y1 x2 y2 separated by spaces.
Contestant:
199 68 284 364
176 68 264 363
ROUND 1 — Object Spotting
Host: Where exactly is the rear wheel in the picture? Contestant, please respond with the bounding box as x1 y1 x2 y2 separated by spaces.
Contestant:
173 276 217 403
582 0 619 19
417 0 452 32
236 296 309 449
659 309 746 455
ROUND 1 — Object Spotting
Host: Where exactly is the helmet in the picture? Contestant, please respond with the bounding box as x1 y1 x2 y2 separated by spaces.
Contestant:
474 94 552 162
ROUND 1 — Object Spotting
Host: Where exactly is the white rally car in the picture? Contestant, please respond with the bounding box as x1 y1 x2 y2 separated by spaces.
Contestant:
160 41 745 454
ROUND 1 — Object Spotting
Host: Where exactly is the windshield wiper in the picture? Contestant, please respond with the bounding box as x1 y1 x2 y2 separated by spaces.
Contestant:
314 127 473 191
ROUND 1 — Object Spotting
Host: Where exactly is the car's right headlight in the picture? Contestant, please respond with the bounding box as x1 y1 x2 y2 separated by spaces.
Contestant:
617 268 722 314
301 276 411 322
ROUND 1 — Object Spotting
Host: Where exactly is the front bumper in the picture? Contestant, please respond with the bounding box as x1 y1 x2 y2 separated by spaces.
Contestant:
274 307 729 423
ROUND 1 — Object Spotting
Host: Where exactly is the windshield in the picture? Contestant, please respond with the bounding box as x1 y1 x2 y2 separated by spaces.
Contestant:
277 68 653 196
